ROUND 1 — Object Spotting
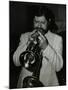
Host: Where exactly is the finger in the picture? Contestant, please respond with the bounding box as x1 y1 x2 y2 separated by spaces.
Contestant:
38 31 45 41
30 37 34 41
30 29 37 35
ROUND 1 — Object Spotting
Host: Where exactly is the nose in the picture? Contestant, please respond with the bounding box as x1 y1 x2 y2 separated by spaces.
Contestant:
38 22 41 28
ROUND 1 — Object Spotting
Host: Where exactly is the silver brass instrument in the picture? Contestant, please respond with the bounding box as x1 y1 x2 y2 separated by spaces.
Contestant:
19 29 45 87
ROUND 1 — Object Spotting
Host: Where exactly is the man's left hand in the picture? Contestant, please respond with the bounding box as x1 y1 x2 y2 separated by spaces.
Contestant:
38 31 48 50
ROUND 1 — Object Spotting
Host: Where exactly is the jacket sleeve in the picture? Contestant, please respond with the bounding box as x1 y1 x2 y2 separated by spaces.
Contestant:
42 36 63 72
13 33 29 66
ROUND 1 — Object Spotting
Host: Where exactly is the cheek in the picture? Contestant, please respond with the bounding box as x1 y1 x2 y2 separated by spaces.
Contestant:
34 23 38 28
43 23 47 29
42 25 46 29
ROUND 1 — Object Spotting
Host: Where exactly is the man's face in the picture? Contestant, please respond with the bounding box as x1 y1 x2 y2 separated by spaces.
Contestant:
34 16 48 32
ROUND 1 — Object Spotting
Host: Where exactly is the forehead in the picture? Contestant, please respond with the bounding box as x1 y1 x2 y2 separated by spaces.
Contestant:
34 16 47 22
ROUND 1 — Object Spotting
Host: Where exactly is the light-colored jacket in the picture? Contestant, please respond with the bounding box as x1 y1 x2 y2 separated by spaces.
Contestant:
13 30 63 87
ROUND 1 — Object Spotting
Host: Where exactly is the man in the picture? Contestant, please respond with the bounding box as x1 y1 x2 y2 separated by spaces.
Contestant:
13 6 63 87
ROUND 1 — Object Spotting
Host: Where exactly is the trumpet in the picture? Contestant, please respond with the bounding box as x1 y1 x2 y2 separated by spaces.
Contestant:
19 29 45 87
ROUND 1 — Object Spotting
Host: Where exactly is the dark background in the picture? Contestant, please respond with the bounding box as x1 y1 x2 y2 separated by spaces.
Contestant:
9 1 66 88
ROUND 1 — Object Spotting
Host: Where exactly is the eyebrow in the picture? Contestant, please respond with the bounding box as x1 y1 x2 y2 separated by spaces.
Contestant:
34 19 46 23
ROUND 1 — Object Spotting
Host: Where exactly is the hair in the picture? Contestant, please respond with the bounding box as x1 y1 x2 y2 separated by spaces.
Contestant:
31 5 58 33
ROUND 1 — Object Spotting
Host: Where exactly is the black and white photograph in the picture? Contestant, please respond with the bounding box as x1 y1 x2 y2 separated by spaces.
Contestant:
9 1 66 89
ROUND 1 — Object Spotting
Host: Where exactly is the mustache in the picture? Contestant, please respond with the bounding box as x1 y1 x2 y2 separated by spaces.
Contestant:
34 27 44 31
34 27 47 35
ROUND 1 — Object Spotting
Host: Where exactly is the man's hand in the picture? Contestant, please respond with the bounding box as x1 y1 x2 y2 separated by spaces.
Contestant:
27 30 48 50
38 31 48 50
27 30 38 45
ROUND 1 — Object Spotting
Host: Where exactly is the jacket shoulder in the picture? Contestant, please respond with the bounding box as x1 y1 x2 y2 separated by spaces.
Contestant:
20 32 31 41
50 32 62 41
